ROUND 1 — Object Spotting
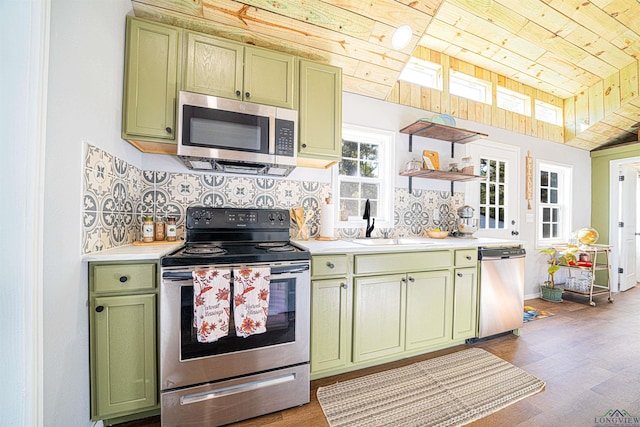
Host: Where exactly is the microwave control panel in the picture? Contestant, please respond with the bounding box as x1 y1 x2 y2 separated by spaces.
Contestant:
275 118 295 157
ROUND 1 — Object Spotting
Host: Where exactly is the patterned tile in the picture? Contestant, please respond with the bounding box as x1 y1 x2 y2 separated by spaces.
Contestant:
165 173 206 207
220 177 258 207
85 144 114 177
82 145 469 253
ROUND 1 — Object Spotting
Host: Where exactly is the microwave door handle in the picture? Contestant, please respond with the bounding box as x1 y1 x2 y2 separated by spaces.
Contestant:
269 115 276 155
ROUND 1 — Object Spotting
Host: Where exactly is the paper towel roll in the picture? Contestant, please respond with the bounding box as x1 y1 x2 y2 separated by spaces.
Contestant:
320 200 335 238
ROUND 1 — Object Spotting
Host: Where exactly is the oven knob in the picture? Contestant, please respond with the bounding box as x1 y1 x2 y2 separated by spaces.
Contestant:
268 213 276 223
277 213 285 223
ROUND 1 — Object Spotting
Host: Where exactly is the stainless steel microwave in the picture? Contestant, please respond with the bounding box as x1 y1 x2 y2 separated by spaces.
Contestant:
177 91 298 176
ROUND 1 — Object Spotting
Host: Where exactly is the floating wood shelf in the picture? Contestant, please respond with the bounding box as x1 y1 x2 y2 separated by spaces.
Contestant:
399 119 488 193
399 169 484 182
400 120 488 145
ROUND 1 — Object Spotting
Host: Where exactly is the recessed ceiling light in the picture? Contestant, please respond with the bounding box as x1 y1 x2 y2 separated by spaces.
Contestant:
392 25 413 50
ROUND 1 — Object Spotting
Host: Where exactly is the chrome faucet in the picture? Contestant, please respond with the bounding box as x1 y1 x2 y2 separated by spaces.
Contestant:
363 199 375 238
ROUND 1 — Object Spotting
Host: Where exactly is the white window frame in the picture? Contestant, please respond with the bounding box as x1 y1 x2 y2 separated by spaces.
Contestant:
398 57 442 90
536 160 573 246
449 70 491 104
497 86 531 116
333 124 395 228
535 100 563 126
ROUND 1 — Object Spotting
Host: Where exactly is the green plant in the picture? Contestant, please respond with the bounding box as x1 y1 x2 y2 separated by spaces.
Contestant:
558 247 578 266
540 248 560 289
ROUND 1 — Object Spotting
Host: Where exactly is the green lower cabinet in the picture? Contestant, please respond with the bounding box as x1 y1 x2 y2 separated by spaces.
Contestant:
453 267 478 340
405 270 453 350
353 274 406 362
92 294 157 419
310 278 351 373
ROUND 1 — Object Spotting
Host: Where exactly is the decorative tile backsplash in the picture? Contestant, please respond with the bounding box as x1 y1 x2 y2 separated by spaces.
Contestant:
82 145 465 253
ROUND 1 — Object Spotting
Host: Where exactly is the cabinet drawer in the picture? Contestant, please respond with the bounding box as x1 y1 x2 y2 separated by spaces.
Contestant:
354 251 451 275
312 255 347 277
454 249 477 267
93 263 156 293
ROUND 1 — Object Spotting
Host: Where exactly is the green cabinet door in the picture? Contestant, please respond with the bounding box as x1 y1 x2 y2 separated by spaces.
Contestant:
311 278 351 373
298 60 342 160
353 274 405 362
405 270 453 350
453 267 478 340
183 31 243 99
244 47 296 108
92 294 157 418
122 16 180 142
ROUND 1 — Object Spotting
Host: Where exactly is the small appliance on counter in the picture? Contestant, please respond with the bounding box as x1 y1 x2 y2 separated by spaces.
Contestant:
454 205 479 238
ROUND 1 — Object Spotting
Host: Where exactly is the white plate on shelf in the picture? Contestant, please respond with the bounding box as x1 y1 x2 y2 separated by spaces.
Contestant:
431 114 456 126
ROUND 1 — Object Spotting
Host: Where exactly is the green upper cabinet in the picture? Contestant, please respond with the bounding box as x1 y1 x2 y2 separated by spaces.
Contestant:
298 60 342 162
122 16 180 145
244 47 296 109
183 33 295 109
183 31 243 100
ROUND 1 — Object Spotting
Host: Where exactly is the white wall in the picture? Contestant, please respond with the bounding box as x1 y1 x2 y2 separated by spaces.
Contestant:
1 1 49 425
44 1 134 425
342 92 592 298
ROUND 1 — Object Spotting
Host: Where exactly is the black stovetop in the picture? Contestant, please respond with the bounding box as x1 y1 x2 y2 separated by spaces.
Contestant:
161 207 310 266
162 241 310 266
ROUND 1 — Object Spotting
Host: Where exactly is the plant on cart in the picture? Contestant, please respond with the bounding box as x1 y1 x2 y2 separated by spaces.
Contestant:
540 248 563 302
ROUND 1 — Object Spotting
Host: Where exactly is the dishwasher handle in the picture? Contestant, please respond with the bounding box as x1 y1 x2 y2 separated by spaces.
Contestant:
478 247 526 260
479 254 526 261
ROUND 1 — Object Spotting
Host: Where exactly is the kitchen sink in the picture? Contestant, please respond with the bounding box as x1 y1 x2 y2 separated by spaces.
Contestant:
349 238 435 246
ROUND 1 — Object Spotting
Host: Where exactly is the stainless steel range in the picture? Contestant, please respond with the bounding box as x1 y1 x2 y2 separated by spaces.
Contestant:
160 207 311 426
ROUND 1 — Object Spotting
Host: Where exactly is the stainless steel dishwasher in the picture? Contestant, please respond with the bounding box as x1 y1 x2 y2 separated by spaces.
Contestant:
477 246 526 338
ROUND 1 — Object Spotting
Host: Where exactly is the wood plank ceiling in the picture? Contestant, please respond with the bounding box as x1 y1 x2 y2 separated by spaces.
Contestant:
132 0 640 150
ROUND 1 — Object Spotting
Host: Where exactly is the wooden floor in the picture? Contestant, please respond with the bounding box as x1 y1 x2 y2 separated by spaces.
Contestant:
119 288 640 427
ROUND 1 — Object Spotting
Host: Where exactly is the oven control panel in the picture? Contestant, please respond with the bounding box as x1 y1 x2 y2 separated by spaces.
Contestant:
186 207 290 229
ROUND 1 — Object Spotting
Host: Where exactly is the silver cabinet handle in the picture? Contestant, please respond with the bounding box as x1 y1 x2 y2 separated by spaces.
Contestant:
340 282 348 289
408 276 415 282
401 277 407 283
466 255 472 260
457 272 463 277
326 262 335 269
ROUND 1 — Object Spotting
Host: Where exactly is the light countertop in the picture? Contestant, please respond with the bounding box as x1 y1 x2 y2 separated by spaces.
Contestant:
82 242 183 262
293 237 522 254
82 237 522 262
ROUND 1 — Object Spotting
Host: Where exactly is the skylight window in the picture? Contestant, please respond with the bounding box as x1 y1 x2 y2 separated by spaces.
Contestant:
535 100 563 126
449 70 491 104
497 86 531 116
398 57 442 90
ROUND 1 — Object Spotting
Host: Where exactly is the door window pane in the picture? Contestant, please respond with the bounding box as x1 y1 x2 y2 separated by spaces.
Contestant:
479 157 507 230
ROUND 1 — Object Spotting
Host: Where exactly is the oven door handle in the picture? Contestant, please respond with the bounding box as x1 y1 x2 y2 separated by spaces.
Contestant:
180 373 296 405
162 264 309 280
